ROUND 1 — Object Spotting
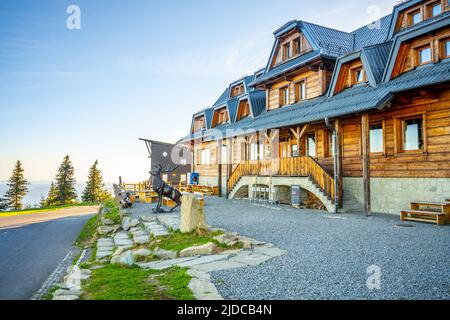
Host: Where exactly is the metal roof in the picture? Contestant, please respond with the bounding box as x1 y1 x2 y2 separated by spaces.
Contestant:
181 60 450 143
351 14 392 50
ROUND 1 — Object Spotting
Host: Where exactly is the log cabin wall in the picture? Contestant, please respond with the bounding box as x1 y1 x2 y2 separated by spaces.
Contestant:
267 69 330 110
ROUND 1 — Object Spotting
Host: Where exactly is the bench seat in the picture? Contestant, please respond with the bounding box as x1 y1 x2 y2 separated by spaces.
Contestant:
401 210 447 226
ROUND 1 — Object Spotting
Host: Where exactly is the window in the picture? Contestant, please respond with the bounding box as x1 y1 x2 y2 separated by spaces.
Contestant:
353 68 365 84
403 118 424 151
410 10 422 25
291 144 299 157
200 148 211 165
249 143 259 161
431 3 442 17
295 81 306 102
418 46 432 65
280 87 290 106
294 37 301 55
443 39 450 58
370 123 384 153
283 43 292 60
307 133 316 157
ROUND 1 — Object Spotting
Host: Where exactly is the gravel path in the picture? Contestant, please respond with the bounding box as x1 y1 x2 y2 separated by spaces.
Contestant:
204 197 450 300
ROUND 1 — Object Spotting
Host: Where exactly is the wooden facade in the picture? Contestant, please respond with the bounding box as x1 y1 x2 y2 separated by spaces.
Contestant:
186 1 450 214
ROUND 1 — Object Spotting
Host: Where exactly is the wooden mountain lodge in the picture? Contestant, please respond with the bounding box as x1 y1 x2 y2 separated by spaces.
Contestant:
179 0 450 222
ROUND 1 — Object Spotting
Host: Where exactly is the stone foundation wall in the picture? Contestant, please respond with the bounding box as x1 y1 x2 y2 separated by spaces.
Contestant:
342 177 450 215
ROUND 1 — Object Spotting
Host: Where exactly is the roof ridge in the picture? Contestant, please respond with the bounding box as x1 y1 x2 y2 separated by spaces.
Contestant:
350 13 392 34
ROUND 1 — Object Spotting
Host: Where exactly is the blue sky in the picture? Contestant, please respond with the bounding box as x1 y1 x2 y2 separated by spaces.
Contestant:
0 0 398 182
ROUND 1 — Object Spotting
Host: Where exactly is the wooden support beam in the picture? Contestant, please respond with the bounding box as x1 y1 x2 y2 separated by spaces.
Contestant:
361 114 371 217
335 119 343 208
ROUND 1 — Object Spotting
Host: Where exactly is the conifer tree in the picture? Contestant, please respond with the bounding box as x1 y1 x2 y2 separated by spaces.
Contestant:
45 182 59 207
0 197 9 211
82 160 109 203
3 160 29 211
55 155 78 205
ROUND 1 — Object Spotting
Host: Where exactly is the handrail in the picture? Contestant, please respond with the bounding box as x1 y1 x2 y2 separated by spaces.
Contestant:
227 157 335 201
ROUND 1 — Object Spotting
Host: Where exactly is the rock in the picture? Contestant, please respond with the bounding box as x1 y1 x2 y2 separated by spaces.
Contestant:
122 217 140 231
180 242 218 257
101 218 114 226
141 216 157 222
111 251 135 266
52 295 80 301
54 289 81 297
97 226 115 236
213 233 251 248
153 247 177 260
131 248 153 258
133 235 150 245
180 194 207 233
96 250 112 259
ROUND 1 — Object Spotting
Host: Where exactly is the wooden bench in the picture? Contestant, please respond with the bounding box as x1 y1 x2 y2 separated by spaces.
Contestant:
401 210 447 226
410 201 450 214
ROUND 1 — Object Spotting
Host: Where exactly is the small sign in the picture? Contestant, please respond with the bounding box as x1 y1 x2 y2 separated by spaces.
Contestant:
291 185 301 207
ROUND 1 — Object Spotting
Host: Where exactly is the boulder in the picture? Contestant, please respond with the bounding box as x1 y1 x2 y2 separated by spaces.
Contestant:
101 218 114 226
97 226 115 236
141 216 157 223
180 194 207 233
52 295 79 301
153 247 177 260
53 289 81 297
133 235 150 245
122 217 140 231
131 248 153 258
111 251 135 266
180 242 218 257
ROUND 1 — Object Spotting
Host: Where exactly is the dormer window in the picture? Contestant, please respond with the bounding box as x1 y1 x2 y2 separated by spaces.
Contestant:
293 37 301 55
283 43 292 60
429 2 442 17
417 46 432 65
410 10 422 25
352 67 365 85
279 87 290 107
213 107 229 127
231 84 245 98
193 116 206 132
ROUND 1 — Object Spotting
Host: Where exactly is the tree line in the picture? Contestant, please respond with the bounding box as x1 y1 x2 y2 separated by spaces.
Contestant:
0 155 110 212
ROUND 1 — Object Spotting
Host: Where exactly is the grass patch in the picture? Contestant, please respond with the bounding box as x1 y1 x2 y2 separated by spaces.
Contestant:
41 285 59 301
102 199 121 224
75 214 100 247
0 203 96 217
150 230 225 252
81 264 194 300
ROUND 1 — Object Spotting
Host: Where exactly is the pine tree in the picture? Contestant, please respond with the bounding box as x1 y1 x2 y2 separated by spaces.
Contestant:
44 182 59 207
0 196 9 211
55 155 78 205
3 160 29 211
82 160 109 203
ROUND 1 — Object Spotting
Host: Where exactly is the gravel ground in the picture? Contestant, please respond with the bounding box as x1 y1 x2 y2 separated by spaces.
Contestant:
203 197 450 300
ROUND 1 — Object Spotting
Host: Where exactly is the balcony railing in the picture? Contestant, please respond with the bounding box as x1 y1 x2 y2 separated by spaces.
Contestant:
227 156 336 201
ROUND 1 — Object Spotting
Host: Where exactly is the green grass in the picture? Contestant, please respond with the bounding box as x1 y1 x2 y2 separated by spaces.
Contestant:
42 285 59 301
75 214 100 247
81 264 194 300
150 230 226 252
102 199 121 224
0 203 96 217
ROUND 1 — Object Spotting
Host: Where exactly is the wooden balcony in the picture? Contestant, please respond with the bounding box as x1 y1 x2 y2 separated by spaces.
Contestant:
227 156 337 202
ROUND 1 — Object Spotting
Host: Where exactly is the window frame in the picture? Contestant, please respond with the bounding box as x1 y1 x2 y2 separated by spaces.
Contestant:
409 9 422 26
428 1 443 18
294 79 307 102
279 86 290 107
369 121 386 156
306 132 317 158
393 112 428 155
293 37 302 56
283 42 292 60
415 45 433 66
353 67 365 84
440 38 450 59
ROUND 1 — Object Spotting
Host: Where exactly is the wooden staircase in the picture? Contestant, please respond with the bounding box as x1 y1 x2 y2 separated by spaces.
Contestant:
227 157 337 203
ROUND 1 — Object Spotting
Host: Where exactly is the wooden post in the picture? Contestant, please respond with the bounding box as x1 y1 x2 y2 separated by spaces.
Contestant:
218 139 223 197
335 119 343 208
361 114 371 217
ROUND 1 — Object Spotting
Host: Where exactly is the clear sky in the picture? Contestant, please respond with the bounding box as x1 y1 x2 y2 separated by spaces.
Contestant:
0 0 398 183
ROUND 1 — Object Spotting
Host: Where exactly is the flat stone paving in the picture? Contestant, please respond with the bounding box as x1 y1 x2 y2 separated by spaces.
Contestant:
203 197 450 300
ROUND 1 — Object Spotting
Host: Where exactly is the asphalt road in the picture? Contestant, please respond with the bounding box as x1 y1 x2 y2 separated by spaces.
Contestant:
0 213 94 300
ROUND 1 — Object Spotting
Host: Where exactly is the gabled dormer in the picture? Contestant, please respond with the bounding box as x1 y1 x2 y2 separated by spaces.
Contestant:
388 0 450 38
329 41 392 96
270 28 313 68
211 106 229 128
384 12 450 81
190 108 212 134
